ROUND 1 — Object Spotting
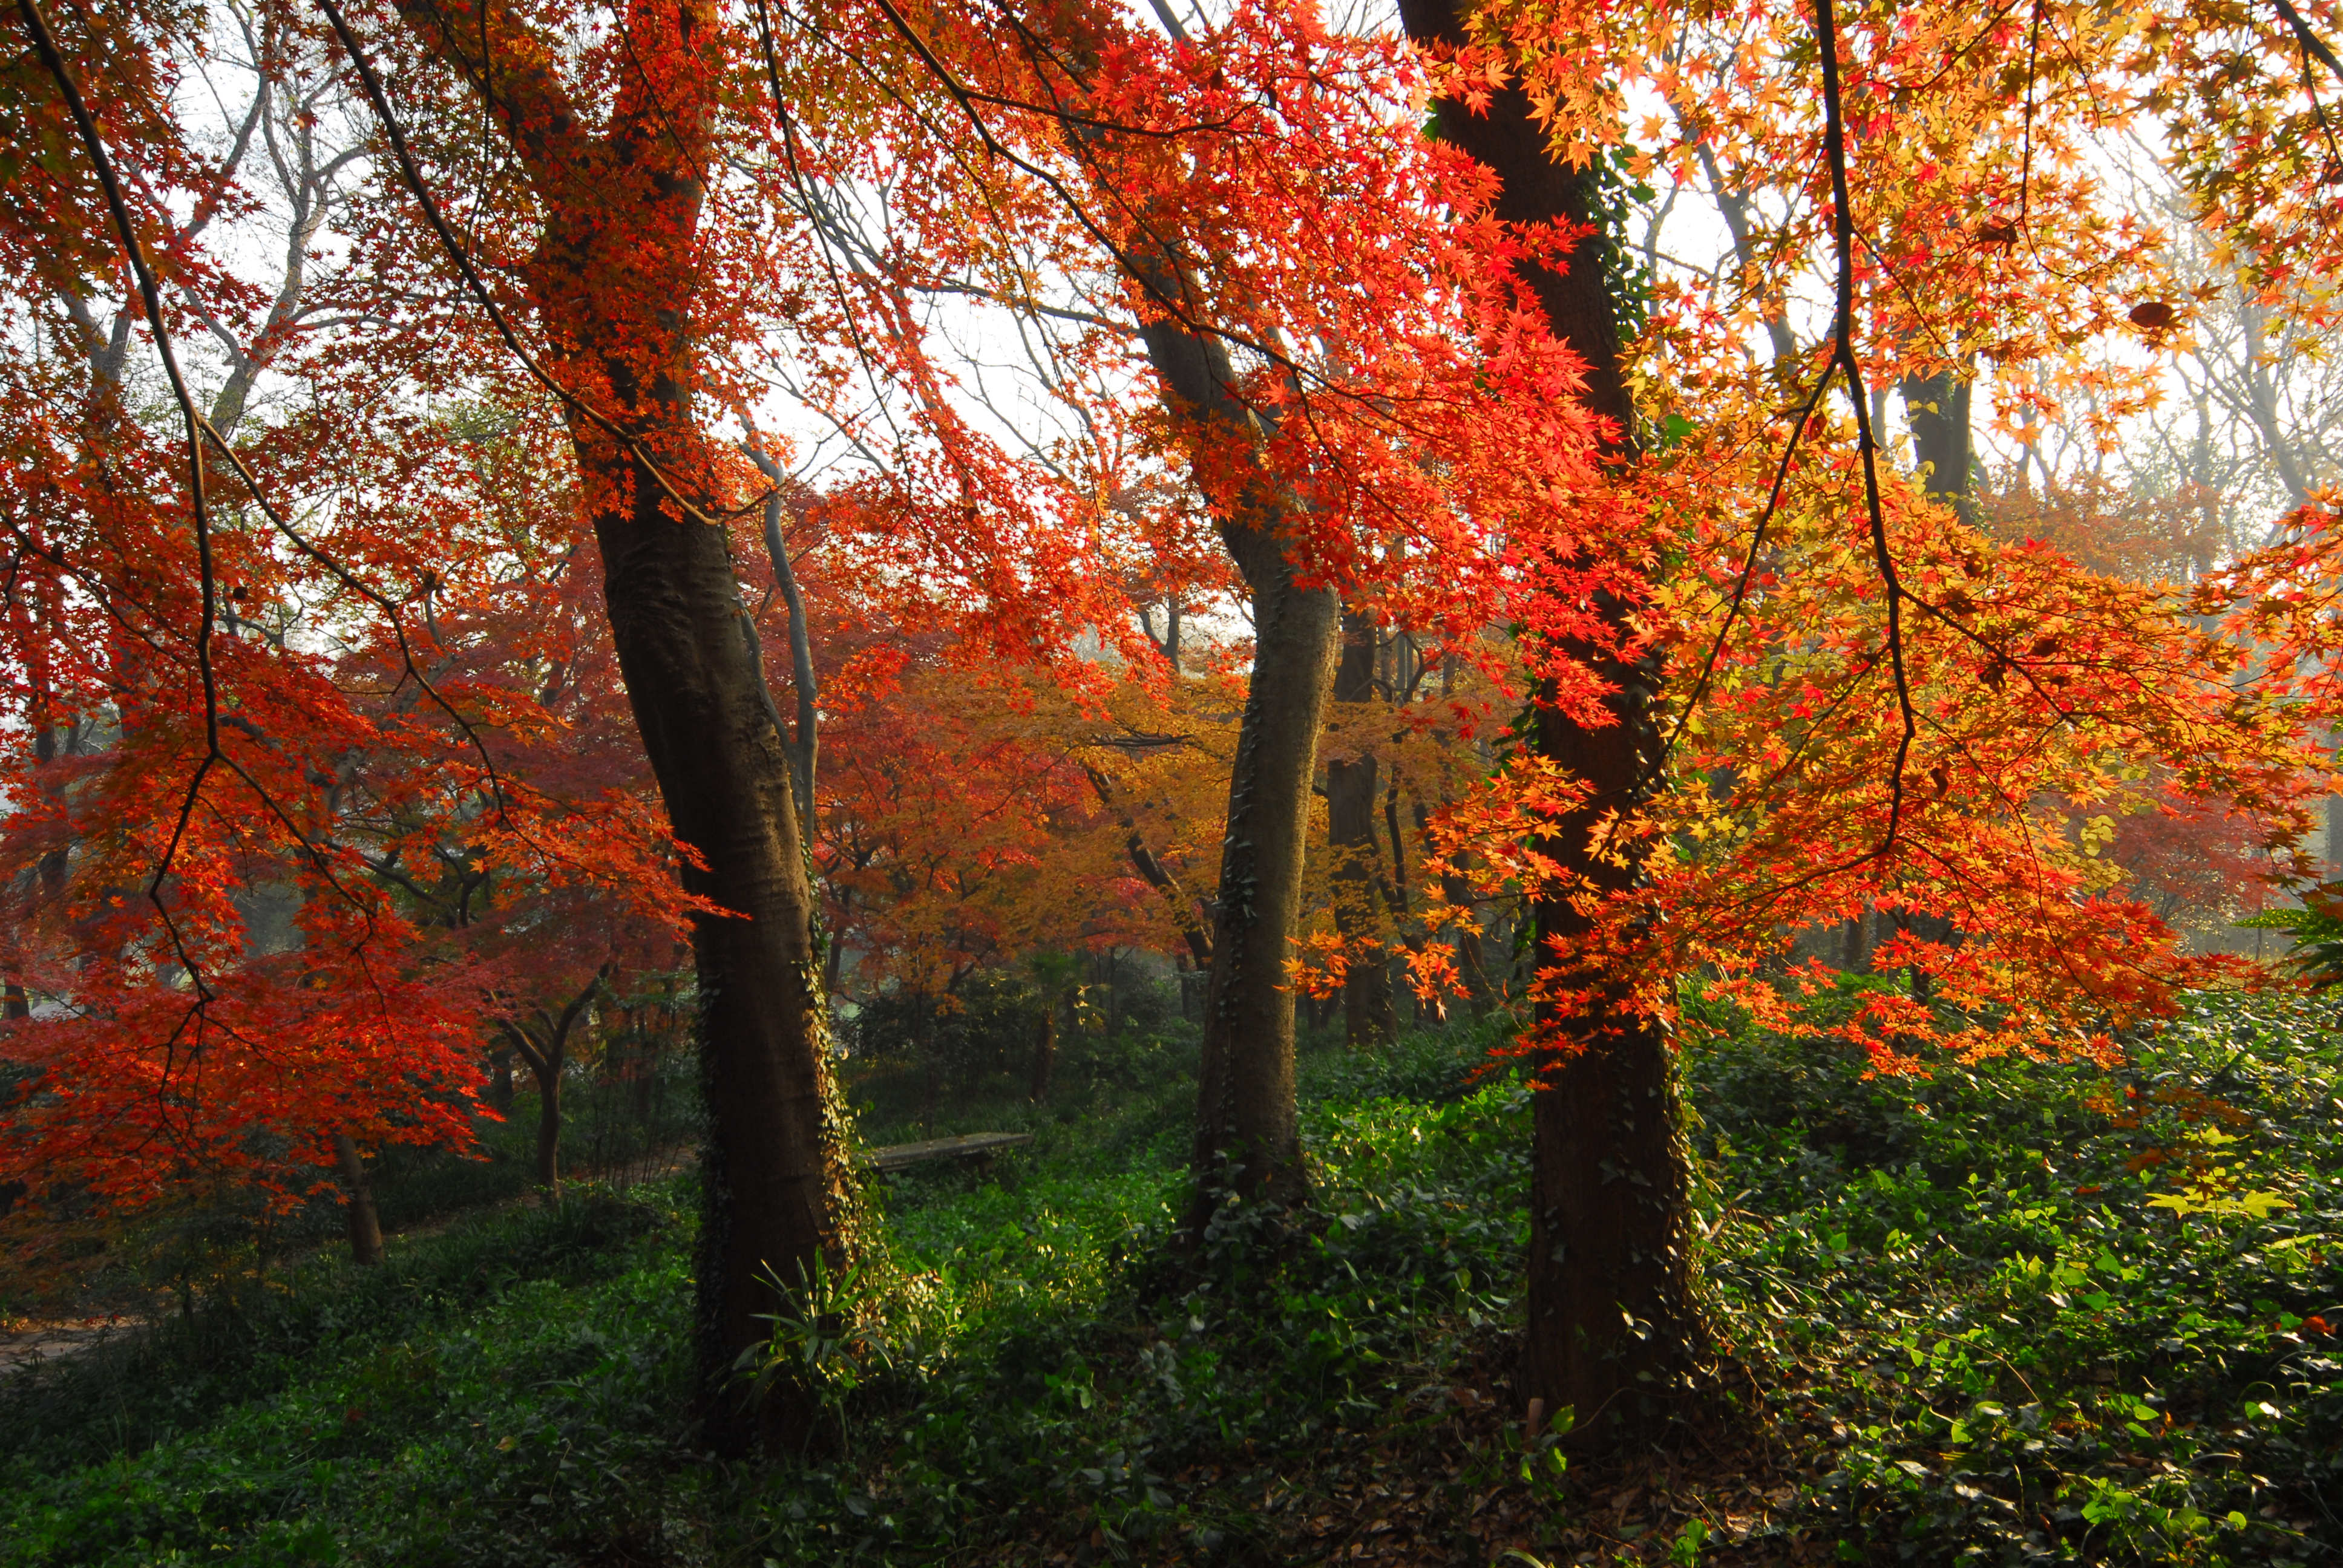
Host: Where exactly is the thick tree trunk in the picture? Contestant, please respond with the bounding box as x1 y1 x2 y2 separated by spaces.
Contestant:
1899 367 1973 522
1121 269 1339 1211
1400 0 1706 1442
333 1133 385 1267
376 0 850 1456
1187 557 1339 1205
593 467 851 1452
1328 609 1397 1050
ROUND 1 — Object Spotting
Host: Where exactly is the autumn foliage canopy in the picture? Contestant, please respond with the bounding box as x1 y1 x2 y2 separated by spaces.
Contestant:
0 0 2339 1227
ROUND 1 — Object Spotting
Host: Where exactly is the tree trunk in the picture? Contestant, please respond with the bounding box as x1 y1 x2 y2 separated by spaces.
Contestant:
1031 1000 1056 1103
594 477 851 1452
1015 0 1338 1217
488 1046 515 1115
1328 608 1397 1050
1898 371 1970 987
1122 275 1339 1214
1400 0 1705 1442
1187 543 1339 1205
333 1132 385 1267
377 0 855 1457
532 1062 562 1191
1899 367 1974 523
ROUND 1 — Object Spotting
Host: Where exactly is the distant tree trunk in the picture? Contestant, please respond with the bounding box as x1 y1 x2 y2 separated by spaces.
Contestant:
1031 999 1057 1103
499 970 609 1194
1900 367 1974 522
3 984 26 1021
1401 0 1706 1443
488 1046 516 1115
534 1071 562 1189
1415 799 1493 1008
1898 370 1970 990
333 1133 385 1266
1328 608 1398 1050
1084 764 1213 967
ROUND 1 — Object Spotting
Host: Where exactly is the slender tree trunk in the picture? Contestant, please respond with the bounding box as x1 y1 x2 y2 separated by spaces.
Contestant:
1328 608 1397 1050
488 1046 515 1115
533 1063 562 1191
333 1132 385 1266
1084 764 1214 966
1400 0 1705 1442
1032 999 1056 1103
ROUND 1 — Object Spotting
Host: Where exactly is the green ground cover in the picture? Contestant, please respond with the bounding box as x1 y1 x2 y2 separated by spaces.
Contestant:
0 993 2333 1566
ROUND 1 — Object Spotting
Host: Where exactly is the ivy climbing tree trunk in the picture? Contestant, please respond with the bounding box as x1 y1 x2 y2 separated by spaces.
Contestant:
354 0 856 1455
1399 0 1706 1443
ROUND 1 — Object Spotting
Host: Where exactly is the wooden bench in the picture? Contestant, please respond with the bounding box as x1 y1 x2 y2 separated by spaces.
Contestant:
860 1132 1032 1173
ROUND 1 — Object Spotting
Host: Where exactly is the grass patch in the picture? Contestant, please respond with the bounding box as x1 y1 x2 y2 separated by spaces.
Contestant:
0 995 2334 1566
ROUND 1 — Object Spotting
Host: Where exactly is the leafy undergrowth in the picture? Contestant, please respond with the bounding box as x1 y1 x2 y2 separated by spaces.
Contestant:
0 999 2333 1566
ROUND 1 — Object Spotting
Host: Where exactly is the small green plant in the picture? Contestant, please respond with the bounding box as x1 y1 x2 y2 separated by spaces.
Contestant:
2236 884 2343 986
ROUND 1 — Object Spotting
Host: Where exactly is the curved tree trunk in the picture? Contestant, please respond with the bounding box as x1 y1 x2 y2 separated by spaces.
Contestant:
1188 547 1339 1206
1400 0 1705 1444
594 476 850 1452
372 0 855 1455
1119 261 1339 1213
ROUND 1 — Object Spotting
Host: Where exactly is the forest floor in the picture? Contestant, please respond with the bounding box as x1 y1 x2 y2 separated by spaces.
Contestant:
0 985 2336 1567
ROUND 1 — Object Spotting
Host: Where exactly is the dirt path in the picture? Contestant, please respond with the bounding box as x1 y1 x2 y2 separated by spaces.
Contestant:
0 1314 146 1374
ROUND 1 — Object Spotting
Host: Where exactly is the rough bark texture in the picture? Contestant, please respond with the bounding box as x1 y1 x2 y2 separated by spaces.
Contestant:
1184 538 1337 1204
595 480 847 1452
385 0 851 1455
333 1132 385 1267
1400 0 1705 1443
1121 276 1338 1211
1328 609 1397 1050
